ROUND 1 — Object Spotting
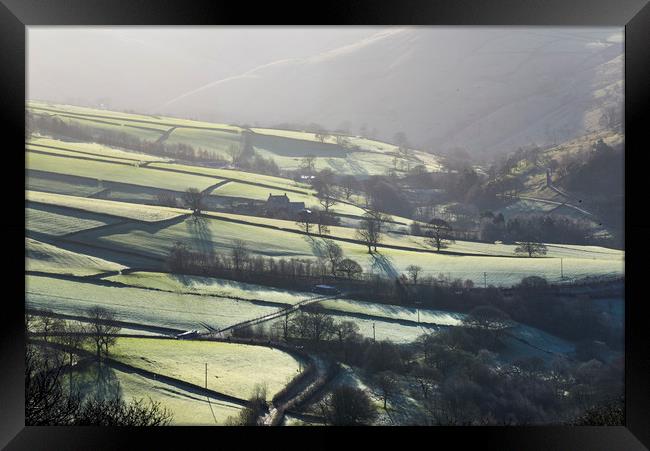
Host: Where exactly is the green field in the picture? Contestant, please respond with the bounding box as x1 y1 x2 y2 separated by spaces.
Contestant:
26 171 105 197
28 190 189 223
26 238 126 276
111 337 303 400
68 361 242 425
26 275 282 333
26 150 223 192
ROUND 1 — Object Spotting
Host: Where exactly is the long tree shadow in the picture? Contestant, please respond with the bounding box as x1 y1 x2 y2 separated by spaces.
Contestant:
72 361 123 402
369 252 399 279
186 214 215 257
304 235 327 259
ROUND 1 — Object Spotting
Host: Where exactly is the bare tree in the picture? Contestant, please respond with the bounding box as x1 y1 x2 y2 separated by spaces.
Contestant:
314 130 330 143
322 239 343 276
425 218 455 251
296 209 313 235
340 175 358 200
406 265 422 285
318 194 338 214
33 314 65 343
374 371 398 410
231 239 250 272
300 154 317 174
514 241 548 257
25 344 80 426
226 143 243 165
182 187 205 215
356 213 382 253
86 307 121 361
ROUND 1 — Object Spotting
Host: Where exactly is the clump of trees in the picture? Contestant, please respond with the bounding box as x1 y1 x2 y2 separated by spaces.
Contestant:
166 239 364 288
319 386 377 425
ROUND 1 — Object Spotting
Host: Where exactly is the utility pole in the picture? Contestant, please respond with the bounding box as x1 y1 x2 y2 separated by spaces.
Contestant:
484 272 487 289
560 258 564 280
372 322 376 342
417 308 420 324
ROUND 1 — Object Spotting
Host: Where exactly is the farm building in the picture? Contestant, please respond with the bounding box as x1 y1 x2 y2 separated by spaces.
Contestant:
265 193 306 217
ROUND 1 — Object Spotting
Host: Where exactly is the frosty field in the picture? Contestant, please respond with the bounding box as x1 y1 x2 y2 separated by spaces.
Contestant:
111 337 304 400
26 238 127 276
25 275 282 333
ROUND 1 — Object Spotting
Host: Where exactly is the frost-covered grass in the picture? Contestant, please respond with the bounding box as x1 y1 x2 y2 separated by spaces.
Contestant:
105 271 310 306
26 238 126 276
25 275 282 333
317 298 464 326
327 313 438 343
26 151 223 192
111 337 303 400
26 206 116 236
27 190 189 222
26 173 105 198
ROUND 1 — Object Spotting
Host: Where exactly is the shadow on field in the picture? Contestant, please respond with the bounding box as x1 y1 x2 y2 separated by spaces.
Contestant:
370 252 399 279
71 361 123 401
187 215 214 257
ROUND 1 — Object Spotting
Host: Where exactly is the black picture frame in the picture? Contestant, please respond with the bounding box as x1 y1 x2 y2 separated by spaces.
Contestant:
2 0 648 449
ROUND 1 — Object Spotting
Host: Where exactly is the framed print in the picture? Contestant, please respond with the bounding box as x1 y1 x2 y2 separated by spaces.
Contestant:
1 0 649 449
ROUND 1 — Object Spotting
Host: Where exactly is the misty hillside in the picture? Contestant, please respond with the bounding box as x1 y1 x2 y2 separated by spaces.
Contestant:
161 28 623 158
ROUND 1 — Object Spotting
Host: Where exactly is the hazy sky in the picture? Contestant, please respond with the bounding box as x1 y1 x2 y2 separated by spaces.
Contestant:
27 27 623 153
28 27 381 110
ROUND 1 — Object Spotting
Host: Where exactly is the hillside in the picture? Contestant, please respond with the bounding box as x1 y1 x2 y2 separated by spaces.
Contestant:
138 28 623 158
27 101 443 178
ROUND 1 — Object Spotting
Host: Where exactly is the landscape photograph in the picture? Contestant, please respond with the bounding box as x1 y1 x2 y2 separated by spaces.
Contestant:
25 26 624 426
